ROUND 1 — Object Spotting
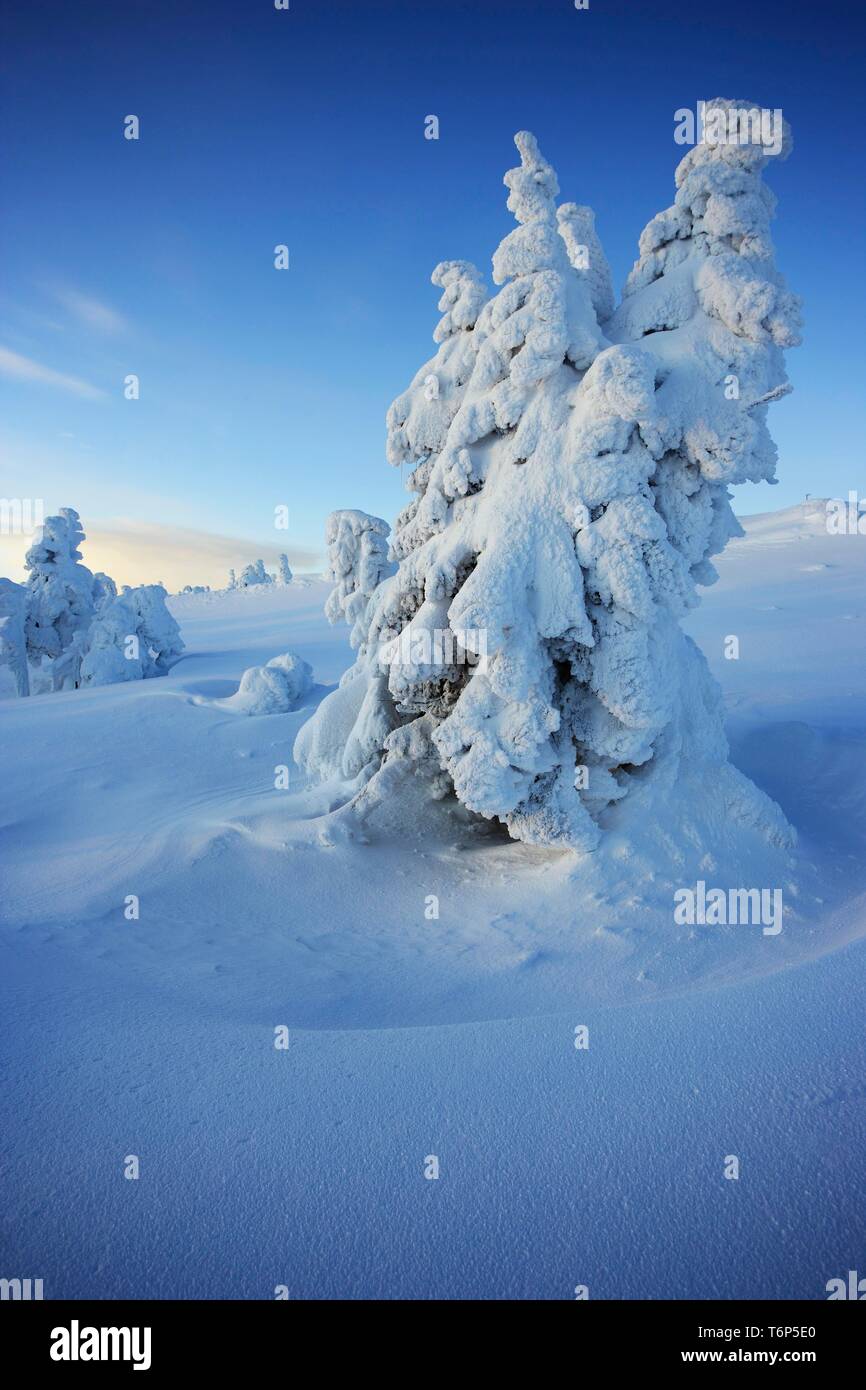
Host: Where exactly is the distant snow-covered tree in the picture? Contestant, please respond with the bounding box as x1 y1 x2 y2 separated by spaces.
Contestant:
237 559 272 587
22 508 97 690
80 584 184 687
0 507 186 695
277 554 293 585
0 578 30 697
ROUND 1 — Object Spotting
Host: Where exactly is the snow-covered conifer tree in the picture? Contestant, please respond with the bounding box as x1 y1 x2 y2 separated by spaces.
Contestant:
277 554 293 585
237 559 272 587
79 583 184 687
0 578 30 697
1 509 186 694
23 508 96 689
294 509 396 780
323 510 393 652
298 110 800 856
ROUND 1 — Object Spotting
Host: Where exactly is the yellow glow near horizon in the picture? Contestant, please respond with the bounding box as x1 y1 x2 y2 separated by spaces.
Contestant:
0 520 321 592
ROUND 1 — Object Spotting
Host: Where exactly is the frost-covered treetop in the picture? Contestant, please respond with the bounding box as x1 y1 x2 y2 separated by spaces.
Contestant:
619 95 801 352
504 129 559 225
675 96 793 185
23 507 96 669
25 507 88 570
491 131 570 287
556 202 615 322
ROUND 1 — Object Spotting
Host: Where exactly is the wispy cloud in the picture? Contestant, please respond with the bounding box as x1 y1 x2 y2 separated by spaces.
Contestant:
52 287 128 335
0 346 105 399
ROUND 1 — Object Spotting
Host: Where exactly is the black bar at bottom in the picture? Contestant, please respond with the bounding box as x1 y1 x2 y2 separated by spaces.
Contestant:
1 1298 861 1374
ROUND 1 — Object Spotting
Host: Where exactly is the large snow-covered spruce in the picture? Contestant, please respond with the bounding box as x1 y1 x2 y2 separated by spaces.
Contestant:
297 104 801 854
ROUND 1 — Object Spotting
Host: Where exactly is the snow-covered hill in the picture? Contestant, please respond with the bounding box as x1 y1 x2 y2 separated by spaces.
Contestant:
1 502 864 1298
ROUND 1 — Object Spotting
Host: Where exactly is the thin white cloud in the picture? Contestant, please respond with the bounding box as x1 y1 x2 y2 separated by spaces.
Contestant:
53 287 128 335
0 346 105 399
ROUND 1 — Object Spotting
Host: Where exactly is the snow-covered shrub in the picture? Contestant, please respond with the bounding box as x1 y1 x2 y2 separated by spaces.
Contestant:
0 578 30 697
79 584 185 687
221 651 313 715
297 105 800 853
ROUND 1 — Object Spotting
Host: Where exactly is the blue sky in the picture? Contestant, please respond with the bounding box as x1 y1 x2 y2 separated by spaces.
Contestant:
1 0 863 585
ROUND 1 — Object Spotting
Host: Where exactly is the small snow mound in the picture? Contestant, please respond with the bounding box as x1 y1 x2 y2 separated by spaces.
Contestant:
221 651 313 715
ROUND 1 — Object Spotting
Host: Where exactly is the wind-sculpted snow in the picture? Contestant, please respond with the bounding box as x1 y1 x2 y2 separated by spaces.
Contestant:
297 102 802 860
3 510 864 1032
